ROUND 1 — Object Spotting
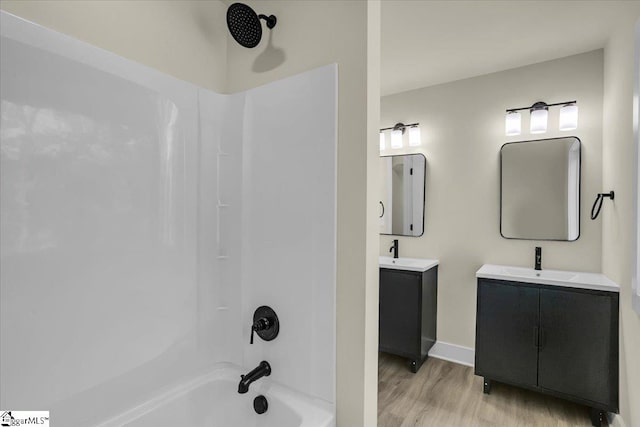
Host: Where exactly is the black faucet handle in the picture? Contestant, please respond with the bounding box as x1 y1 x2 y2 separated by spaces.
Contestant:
254 317 271 331
250 317 271 344
535 246 542 270
250 306 280 344
390 239 399 258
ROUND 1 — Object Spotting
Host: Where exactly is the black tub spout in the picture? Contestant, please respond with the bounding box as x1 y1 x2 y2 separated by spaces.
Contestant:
238 361 271 394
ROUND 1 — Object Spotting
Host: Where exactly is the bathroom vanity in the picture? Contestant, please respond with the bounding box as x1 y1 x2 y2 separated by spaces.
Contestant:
379 256 438 373
475 264 619 427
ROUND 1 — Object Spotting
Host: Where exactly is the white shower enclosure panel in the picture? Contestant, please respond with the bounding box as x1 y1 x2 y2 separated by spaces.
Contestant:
0 12 209 420
240 65 337 404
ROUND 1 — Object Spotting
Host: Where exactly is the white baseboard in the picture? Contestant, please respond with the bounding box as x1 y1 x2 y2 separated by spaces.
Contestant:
428 341 475 367
610 413 626 427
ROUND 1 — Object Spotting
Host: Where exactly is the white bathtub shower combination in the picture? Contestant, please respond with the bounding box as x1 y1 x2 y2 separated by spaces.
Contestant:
0 11 336 427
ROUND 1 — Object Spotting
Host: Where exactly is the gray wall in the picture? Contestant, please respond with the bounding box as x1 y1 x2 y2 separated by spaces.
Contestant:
0 0 228 92
380 50 604 349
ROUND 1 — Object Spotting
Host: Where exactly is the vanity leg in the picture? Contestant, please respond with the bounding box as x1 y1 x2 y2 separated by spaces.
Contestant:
589 408 604 427
483 378 492 394
409 360 418 373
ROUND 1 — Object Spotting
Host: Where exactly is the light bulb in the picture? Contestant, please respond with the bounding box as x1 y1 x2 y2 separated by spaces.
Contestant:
505 111 521 136
379 132 385 150
530 108 548 134
408 126 421 146
391 129 403 149
559 104 578 131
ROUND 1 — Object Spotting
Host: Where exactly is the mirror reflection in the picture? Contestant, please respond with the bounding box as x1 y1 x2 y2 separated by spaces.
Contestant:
500 137 581 241
379 154 426 237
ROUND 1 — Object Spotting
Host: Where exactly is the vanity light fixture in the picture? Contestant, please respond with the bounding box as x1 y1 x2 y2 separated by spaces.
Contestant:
379 122 420 149
505 111 522 136
505 100 577 136
379 132 386 150
559 103 578 131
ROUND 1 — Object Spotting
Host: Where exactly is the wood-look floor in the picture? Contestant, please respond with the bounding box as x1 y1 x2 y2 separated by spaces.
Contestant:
378 353 607 427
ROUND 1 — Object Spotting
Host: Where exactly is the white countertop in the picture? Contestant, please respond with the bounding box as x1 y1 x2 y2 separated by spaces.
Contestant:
379 256 439 272
476 264 619 293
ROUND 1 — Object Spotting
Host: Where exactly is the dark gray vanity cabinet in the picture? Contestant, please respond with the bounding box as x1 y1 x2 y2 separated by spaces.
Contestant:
379 266 437 373
475 278 619 426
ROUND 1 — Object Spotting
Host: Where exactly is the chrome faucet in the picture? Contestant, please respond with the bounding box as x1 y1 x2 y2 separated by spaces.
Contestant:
535 247 542 271
238 361 271 394
389 239 399 259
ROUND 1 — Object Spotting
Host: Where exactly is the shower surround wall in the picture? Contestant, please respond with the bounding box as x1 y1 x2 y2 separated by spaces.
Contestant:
0 11 336 424
239 69 337 402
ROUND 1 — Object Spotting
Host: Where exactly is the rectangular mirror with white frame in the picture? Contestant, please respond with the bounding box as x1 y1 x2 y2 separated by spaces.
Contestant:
500 137 581 241
379 154 426 237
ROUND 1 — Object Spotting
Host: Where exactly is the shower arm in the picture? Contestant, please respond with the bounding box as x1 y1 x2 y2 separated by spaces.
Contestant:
258 14 277 29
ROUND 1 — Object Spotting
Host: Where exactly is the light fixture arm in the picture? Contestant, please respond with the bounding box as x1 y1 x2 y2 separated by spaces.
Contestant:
530 101 548 112
506 100 576 113
380 122 419 132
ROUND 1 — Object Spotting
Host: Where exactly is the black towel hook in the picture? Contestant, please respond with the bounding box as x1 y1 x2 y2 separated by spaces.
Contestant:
591 191 615 220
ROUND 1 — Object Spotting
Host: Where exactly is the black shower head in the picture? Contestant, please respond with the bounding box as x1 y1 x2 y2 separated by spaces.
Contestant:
226 3 277 49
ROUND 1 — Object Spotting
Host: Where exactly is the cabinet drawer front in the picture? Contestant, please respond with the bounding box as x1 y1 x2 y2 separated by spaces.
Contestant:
538 288 618 409
475 279 539 387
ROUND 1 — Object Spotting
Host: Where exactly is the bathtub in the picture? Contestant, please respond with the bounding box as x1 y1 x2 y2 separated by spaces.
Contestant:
96 363 335 427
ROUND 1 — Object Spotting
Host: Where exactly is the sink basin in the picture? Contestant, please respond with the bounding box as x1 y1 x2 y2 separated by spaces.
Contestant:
379 256 438 272
500 266 577 282
476 264 619 292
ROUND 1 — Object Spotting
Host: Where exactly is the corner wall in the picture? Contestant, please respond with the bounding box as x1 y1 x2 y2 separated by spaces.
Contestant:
0 0 227 92
381 51 604 350
602 17 640 427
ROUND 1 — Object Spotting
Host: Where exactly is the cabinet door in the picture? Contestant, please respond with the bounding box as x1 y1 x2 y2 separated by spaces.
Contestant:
475 280 539 387
379 269 420 358
539 288 618 408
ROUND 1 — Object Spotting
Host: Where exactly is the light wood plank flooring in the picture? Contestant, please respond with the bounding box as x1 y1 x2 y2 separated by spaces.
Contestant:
378 353 607 427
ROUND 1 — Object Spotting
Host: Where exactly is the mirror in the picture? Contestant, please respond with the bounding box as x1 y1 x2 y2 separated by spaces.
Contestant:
500 137 581 241
379 154 426 237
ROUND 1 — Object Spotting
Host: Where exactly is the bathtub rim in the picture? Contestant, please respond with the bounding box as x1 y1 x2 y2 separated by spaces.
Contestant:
94 362 335 427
